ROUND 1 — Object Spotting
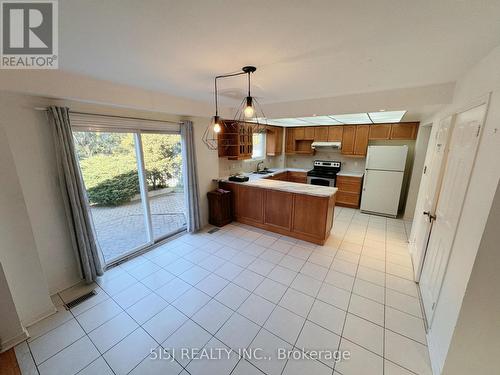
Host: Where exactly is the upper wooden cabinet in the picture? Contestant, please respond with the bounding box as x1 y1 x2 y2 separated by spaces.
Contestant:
272 122 418 157
341 126 356 155
328 126 343 141
353 125 370 156
390 122 419 140
314 127 329 141
217 120 253 160
304 127 315 140
294 127 305 140
369 124 392 140
342 125 369 157
266 126 283 156
285 128 295 154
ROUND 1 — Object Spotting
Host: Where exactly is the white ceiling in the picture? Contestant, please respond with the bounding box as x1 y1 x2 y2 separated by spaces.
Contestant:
60 0 500 111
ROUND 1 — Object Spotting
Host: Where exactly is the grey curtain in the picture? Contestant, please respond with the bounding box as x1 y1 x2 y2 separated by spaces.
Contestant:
48 106 103 282
181 120 202 232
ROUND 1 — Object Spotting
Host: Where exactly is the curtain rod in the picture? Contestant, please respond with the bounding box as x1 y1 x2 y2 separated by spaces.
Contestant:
34 107 183 125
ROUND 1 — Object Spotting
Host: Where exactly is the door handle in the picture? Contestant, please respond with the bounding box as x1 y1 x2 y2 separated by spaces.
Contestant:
423 211 437 222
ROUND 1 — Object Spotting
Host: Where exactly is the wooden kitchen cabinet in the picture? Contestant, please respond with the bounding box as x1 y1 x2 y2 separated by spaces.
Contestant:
285 128 295 154
236 185 264 224
287 171 307 183
390 122 419 140
336 175 363 208
266 126 283 156
294 127 305 140
264 190 293 230
304 127 315 139
292 194 335 241
314 127 329 141
369 124 391 140
353 125 370 156
217 120 253 160
341 126 356 155
328 126 343 141
220 181 336 245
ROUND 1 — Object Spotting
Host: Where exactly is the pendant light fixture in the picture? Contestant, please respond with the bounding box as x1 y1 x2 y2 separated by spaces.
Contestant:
202 66 267 150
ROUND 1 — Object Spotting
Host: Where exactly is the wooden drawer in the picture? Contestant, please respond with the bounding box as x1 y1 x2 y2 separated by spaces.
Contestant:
336 191 360 208
336 176 362 193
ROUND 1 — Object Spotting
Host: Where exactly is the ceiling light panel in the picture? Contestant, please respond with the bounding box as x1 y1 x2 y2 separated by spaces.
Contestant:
296 116 343 125
329 113 371 124
368 110 407 123
266 118 313 126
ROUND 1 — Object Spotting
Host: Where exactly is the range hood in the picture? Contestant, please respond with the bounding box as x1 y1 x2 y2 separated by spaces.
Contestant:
311 141 342 150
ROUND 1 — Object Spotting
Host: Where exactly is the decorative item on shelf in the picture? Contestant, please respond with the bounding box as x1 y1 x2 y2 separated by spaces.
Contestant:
202 66 267 150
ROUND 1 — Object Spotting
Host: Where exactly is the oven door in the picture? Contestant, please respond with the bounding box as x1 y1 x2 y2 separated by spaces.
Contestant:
307 176 335 187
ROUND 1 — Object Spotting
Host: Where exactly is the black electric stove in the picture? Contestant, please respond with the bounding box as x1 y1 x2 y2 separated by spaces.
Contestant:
306 160 341 187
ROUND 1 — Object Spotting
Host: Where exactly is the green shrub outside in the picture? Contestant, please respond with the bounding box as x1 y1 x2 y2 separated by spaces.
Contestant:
74 132 183 206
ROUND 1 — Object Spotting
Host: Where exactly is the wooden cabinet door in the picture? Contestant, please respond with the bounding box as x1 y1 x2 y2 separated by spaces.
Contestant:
341 126 356 155
292 194 328 239
369 124 391 140
354 125 369 156
264 190 293 230
328 126 343 141
314 127 328 141
266 126 283 156
237 185 264 223
294 127 305 140
304 127 315 139
275 127 283 154
285 128 295 154
390 123 419 139
336 176 362 193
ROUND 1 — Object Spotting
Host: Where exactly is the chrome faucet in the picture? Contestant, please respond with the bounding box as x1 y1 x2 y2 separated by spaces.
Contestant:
257 161 264 172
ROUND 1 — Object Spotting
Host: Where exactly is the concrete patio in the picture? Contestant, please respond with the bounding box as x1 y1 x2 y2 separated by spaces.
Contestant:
91 192 186 262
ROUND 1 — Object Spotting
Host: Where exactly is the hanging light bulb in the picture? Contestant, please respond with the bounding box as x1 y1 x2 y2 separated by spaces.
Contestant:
213 115 221 133
243 96 255 118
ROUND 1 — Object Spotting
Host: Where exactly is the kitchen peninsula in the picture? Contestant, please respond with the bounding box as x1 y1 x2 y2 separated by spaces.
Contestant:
219 172 337 245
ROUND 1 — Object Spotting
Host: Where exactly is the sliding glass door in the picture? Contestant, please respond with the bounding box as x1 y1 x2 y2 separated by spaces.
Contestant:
73 129 185 265
141 133 186 240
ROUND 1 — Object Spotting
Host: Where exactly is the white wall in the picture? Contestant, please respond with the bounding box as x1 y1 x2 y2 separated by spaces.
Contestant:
0 93 81 294
0 124 55 326
441 183 500 375
0 262 28 351
417 45 500 374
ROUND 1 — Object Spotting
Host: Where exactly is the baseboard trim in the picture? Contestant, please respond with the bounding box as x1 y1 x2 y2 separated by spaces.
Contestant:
0 328 29 353
22 305 57 328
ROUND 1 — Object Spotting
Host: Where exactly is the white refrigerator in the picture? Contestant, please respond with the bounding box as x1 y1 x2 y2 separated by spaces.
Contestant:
360 145 408 217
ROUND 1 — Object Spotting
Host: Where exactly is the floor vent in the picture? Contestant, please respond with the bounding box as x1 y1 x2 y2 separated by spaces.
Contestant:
64 290 97 310
207 227 220 234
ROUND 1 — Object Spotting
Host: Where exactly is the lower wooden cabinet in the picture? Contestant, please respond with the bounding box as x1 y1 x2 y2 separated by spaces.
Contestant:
237 185 264 224
219 182 335 245
264 190 293 230
336 175 363 208
265 171 307 183
287 171 307 183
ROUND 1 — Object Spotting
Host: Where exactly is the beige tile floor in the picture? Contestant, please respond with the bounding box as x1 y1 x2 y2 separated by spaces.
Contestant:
16 207 431 375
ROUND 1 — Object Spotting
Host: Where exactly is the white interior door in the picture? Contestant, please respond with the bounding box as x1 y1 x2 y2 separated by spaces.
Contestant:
420 103 487 325
410 116 453 281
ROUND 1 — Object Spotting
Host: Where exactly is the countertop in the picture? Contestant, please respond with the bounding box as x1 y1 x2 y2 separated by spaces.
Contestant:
336 171 364 178
218 168 337 197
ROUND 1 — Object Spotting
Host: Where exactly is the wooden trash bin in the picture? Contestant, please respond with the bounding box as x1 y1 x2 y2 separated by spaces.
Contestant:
207 189 232 227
